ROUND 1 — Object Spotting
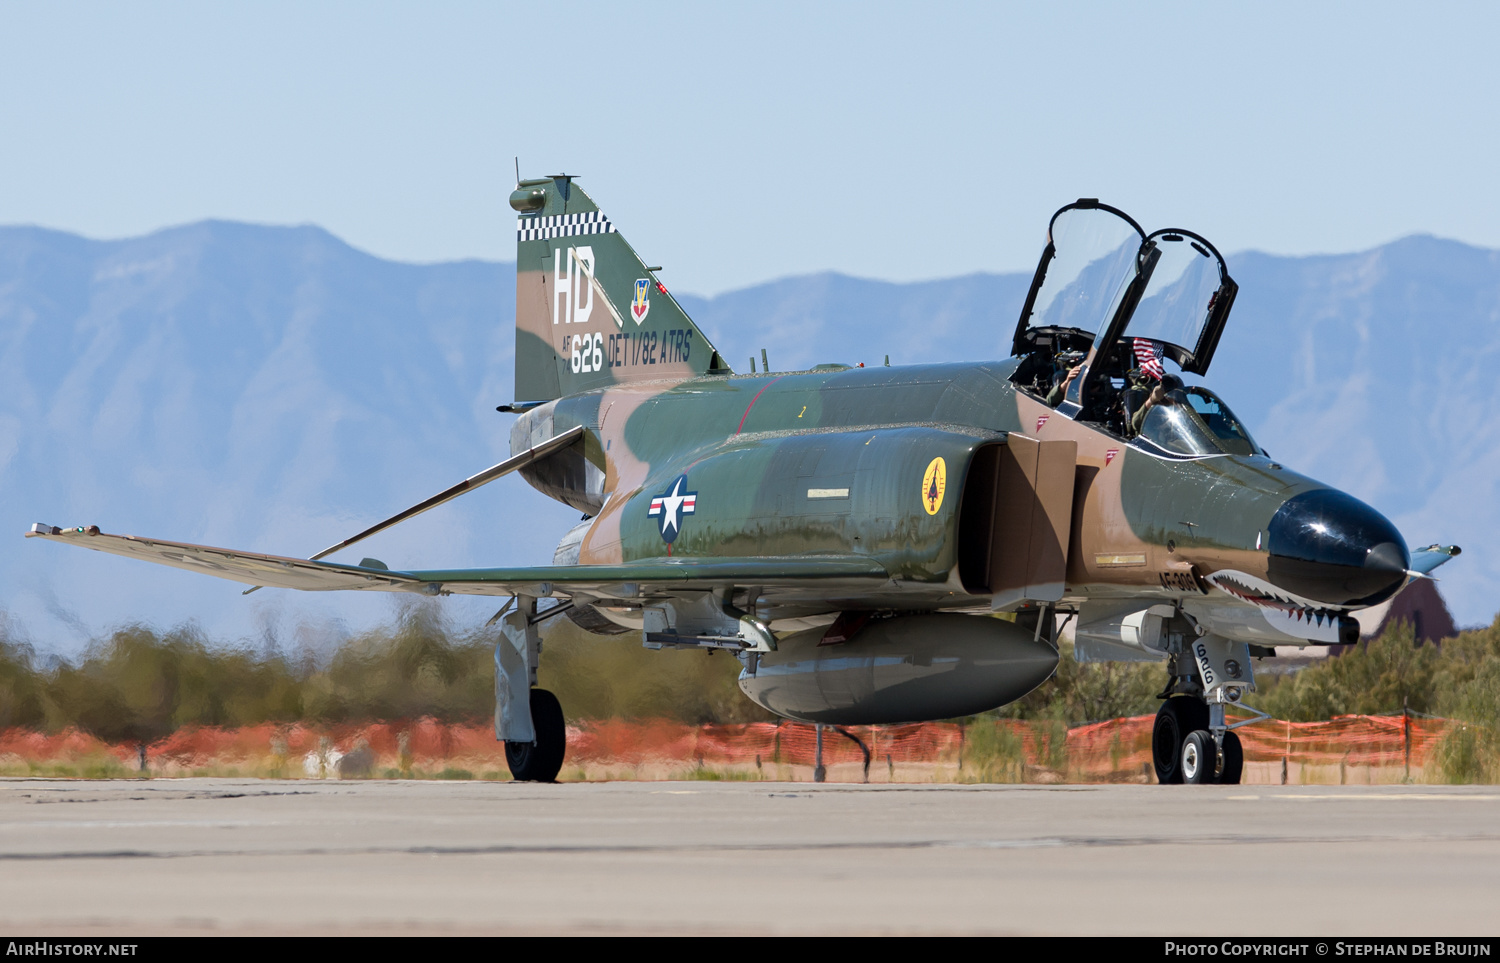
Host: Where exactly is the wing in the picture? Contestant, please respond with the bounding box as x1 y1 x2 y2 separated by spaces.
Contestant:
26 525 422 592
24 524 890 597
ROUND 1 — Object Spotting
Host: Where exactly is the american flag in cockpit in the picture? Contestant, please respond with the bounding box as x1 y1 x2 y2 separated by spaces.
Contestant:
1133 338 1165 380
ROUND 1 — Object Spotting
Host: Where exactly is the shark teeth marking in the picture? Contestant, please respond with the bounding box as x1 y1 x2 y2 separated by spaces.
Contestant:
1205 570 1345 643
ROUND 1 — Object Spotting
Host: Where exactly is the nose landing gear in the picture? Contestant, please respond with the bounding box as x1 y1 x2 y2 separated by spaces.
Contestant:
1155 698 1249 784
1152 697 1206 783
1180 729 1216 783
1151 634 1262 785
1179 728 1244 784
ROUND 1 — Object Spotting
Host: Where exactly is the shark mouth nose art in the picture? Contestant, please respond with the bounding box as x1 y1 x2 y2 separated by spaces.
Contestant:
1204 570 1357 644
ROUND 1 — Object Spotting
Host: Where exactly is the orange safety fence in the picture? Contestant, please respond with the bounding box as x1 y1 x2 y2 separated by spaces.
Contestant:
0 713 1462 782
570 719 982 766
0 719 505 772
1064 713 1449 782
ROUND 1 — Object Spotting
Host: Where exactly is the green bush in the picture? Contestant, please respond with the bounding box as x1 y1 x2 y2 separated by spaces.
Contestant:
0 618 47 730
7 601 1500 772
45 623 304 743
1429 616 1500 782
1252 621 1438 721
1432 724 1498 784
0 600 770 738
306 604 493 725
960 721 1028 783
991 639 1161 725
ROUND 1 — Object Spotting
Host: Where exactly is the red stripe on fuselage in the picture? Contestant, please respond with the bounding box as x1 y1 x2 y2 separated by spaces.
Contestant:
734 376 785 436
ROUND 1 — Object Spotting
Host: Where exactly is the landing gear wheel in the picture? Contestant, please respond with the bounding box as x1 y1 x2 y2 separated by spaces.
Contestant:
1219 730 1244 785
505 688 566 783
1181 730 1219 784
1152 698 1209 784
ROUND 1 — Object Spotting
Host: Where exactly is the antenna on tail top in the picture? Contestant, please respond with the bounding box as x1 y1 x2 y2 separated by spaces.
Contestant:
514 157 520 187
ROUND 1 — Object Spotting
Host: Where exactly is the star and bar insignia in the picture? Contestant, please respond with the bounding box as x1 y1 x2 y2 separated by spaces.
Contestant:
647 475 697 543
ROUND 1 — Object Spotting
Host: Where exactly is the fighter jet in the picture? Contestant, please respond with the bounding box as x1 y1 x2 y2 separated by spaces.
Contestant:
28 181 1459 784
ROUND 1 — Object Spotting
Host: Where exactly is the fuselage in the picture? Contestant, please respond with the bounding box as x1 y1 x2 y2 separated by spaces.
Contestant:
510 359 1409 636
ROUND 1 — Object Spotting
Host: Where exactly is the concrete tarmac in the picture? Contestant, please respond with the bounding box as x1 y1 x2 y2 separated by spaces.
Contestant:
1 778 1498 936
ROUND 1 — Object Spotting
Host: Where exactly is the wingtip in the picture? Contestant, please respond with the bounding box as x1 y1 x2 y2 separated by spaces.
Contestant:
28 523 103 538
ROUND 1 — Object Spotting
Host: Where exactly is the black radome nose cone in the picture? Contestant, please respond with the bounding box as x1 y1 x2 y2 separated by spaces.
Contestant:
1266 489 1410 606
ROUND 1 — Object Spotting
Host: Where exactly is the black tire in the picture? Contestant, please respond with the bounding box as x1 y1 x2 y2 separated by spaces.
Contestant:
1151 706 1183 784
1181 729 1218 784
505 688 566 782
1152 697 1209 784
1219 730 1244 785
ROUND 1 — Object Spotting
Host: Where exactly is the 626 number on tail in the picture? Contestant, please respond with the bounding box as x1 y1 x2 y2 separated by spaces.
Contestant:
570 332 604 373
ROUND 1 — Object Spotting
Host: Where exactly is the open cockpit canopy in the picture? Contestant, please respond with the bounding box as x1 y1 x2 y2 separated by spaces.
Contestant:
1011 202 1243 443
1111 229 1237 375
1011 200 1146 358
1012 202 1238 379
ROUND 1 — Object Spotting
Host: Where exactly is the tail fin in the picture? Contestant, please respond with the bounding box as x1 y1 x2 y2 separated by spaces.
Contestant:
510 175 731 403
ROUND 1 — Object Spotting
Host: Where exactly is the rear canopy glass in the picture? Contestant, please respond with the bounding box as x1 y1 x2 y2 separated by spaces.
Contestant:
1114 230 1237 374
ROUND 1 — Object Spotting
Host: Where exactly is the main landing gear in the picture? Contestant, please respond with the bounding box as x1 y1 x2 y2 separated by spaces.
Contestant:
1151 636 1261 785
495 596 571 782
505 688 567 782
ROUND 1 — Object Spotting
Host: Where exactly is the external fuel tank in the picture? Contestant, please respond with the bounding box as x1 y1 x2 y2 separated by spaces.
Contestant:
738 613 1059 725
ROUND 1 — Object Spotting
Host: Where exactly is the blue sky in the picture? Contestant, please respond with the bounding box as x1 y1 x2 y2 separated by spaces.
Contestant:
3 1 1499 294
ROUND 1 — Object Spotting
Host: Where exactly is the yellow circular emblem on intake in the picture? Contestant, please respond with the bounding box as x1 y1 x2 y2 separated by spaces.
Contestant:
921 457 947 515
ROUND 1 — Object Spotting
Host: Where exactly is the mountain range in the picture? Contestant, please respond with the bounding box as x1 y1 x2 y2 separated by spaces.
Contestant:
0 222 1491 654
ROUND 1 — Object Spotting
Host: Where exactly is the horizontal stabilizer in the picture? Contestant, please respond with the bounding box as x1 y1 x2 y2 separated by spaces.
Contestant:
305 424 586 563
1410 543 1461 577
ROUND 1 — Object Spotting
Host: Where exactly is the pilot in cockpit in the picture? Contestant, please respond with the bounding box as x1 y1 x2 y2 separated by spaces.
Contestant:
1046 362 1083 407
1129 373 1185 436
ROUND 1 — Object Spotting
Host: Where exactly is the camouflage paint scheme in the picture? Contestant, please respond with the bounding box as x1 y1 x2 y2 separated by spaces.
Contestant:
27 176 1458 732
503 354 1325 630
494 178 1422 647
